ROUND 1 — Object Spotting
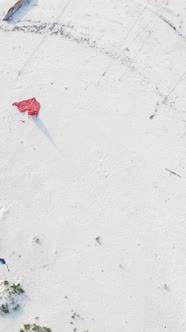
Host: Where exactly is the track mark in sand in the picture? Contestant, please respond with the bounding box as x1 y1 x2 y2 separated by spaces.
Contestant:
148 72 185 119
159 15 177 32
17 0 73 77
119 17 157 82
163 72 186 104
157 14 186 40
97 2 148 85
149 101 159 119
165 168 182 178
136 0 186 40
0 17 180 110
119 45 143 81
0 19 143 78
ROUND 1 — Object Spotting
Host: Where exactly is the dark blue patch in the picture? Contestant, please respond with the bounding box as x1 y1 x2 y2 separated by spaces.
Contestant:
0 258 6 265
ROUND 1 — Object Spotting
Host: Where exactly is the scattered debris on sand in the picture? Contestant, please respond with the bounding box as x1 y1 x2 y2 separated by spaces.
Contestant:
32 236 40 244
0 280 25 315
19 323 52 332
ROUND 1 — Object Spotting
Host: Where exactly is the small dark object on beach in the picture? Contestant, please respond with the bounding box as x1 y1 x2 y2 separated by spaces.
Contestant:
0 258 9 271
95 236 102 245
3 0 27 21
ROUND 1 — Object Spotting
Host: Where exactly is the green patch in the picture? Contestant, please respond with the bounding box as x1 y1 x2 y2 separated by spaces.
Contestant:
0 303 9 314
10 283 24 294
3 280 9 286
0 280 25 315
20 324 52 332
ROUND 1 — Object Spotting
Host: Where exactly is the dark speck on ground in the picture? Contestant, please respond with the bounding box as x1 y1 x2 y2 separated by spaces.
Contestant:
95 236 102 245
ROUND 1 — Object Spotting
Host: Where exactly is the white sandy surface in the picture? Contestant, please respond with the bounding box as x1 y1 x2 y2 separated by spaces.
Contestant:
0 0 186 331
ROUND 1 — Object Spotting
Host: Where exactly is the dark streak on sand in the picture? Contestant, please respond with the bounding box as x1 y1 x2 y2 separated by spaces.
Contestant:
0 20 97 48
158 14 186 40
165 168 182 178
149 101 159 119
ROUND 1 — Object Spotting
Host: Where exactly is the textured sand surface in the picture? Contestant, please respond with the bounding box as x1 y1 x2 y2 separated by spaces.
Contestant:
0 1 186 331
